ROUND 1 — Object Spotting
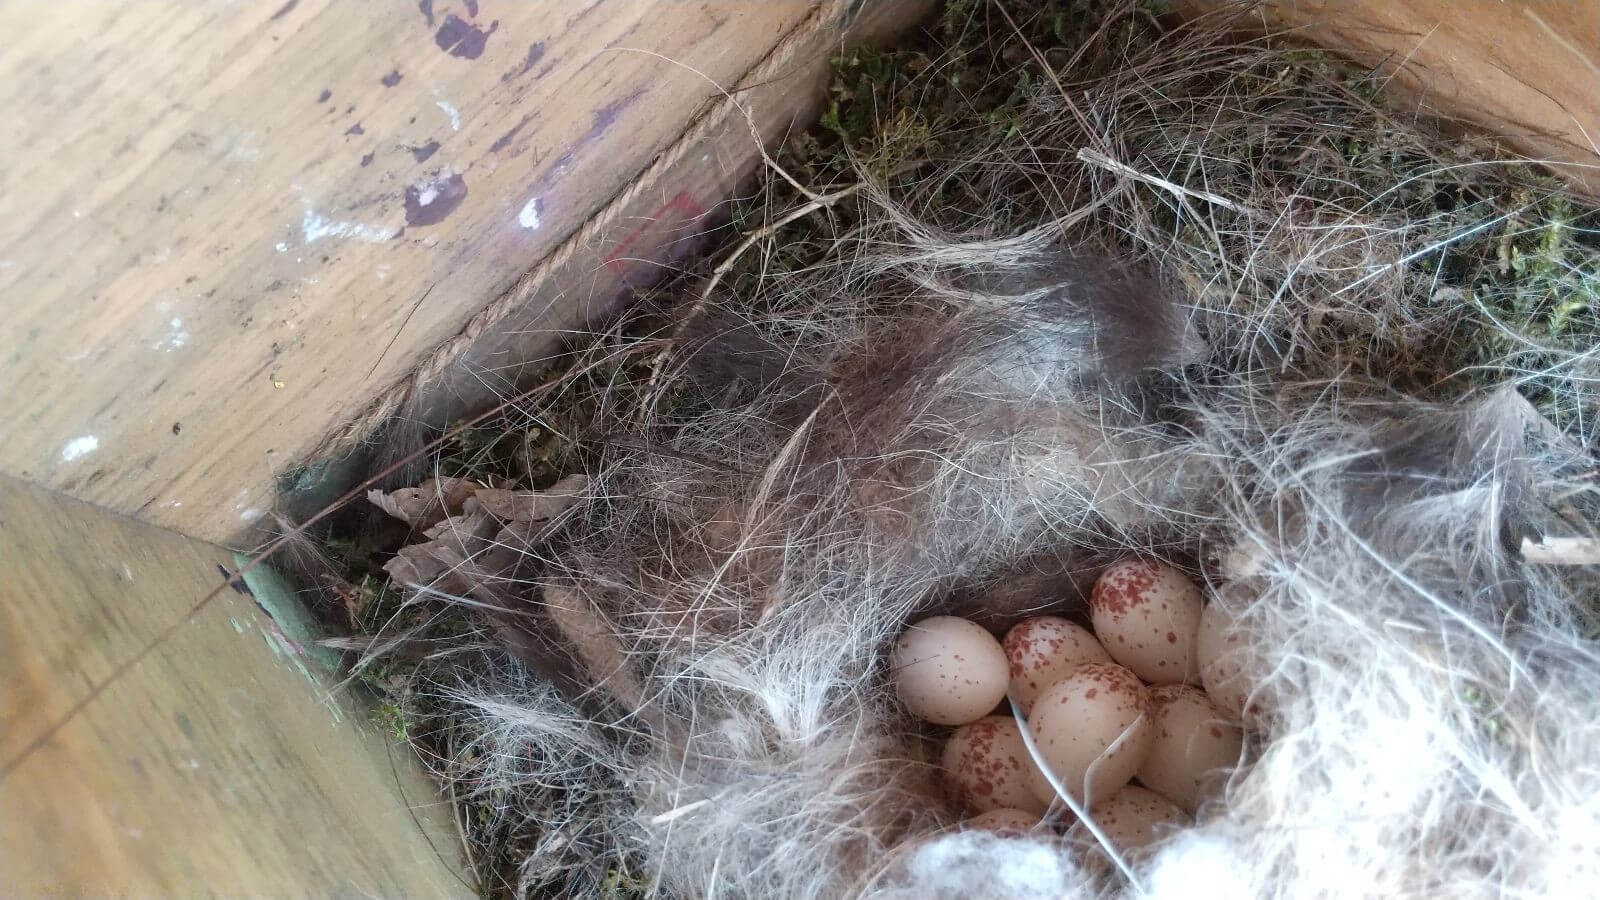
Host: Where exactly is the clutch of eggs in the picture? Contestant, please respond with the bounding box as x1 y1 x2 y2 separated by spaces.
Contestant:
893 557 1253 859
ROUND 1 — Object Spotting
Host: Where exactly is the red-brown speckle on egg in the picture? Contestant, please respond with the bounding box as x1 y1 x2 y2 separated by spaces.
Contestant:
1136 683 1244 813
1002 616 1112 716
942 715 1049 815
1196 600 1262 723
893 616 1010 725
1090 558 1204 685
1069 784 1189 862
1025 662 1151 808
964 807 1042 837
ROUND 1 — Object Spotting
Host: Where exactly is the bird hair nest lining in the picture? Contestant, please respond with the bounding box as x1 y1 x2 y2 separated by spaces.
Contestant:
317 2 1600 897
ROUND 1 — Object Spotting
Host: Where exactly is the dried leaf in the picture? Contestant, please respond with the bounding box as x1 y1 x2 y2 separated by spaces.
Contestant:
469 473 589 523
422 508 500 542
541 583 644 712
421 476 480 515
368 477 485 528
383 541 473 595
367 486 441 527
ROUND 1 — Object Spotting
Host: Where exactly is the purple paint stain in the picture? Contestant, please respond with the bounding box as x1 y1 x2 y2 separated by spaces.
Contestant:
501 42 547 82
270 0 298 21
418 0 434 26
434 14 497 59
489 113 532 153
409 140 440 162
403 173 468 226
592 91 641 132
317 88 332 103
360 151 375 167
381 69 403 87
345 122 365 136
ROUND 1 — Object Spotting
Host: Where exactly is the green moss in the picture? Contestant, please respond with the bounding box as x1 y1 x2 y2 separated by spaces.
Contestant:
374 701 411 743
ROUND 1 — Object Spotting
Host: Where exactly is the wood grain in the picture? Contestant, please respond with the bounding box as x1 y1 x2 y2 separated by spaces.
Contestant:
0 474 466 894
0 0 823 543
1182 0 1600 193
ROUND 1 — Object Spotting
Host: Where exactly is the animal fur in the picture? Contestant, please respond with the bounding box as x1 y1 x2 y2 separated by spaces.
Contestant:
360 6 1600 896
381 228 1600 898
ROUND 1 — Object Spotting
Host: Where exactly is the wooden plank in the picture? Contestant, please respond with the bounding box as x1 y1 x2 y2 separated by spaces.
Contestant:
1180 0 1600 193
0 0 825 543
0 474 467 895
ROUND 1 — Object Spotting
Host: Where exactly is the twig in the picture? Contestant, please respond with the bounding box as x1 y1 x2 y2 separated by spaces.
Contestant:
1077 147 1250 214
1521 536 1600 565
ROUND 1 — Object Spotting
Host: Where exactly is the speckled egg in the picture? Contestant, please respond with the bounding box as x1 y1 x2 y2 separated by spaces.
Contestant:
1196 600 1255 722
893 616 1010 725
1070 785 1189 859
1137 684 1244 813
1089 558 1204 685
1002 616 1113 716
942 716 1049 815
1026 662 1151 808
964 808 1044 836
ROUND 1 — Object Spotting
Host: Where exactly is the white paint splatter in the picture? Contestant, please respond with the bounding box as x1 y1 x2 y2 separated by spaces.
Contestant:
60 435 99 462
240 507 264 522
0 259 14 269
518 196 542 230
300 207 397 244
224 130 263 162
153 317 189 352
275 241 289 252
436 99 461 131
415 184 441 207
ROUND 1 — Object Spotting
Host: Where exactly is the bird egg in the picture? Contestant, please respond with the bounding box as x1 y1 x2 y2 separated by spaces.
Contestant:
942 715 1050 815
1137 683 1243 812
892 616 1009 725
1090 558 1204 685
1026 662 1151 808
1002 616 1112 716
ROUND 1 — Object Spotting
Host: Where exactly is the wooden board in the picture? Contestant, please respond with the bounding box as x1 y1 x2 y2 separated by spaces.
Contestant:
0 474 467 895
1181 0 1600 193
0 0 840 543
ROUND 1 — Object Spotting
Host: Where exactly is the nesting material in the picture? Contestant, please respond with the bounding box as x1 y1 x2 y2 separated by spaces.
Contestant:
340 2 1600 897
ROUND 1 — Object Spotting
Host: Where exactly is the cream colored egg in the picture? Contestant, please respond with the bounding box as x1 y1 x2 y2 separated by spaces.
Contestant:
1070 785 1189 859
893 616 1009 725
1196 600 1255 722
1137 684 1243 812
1002 616 1112 716
1026 662 1151 808
1089 558 1204 685
964 807 1043 836
942 716 1049 815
